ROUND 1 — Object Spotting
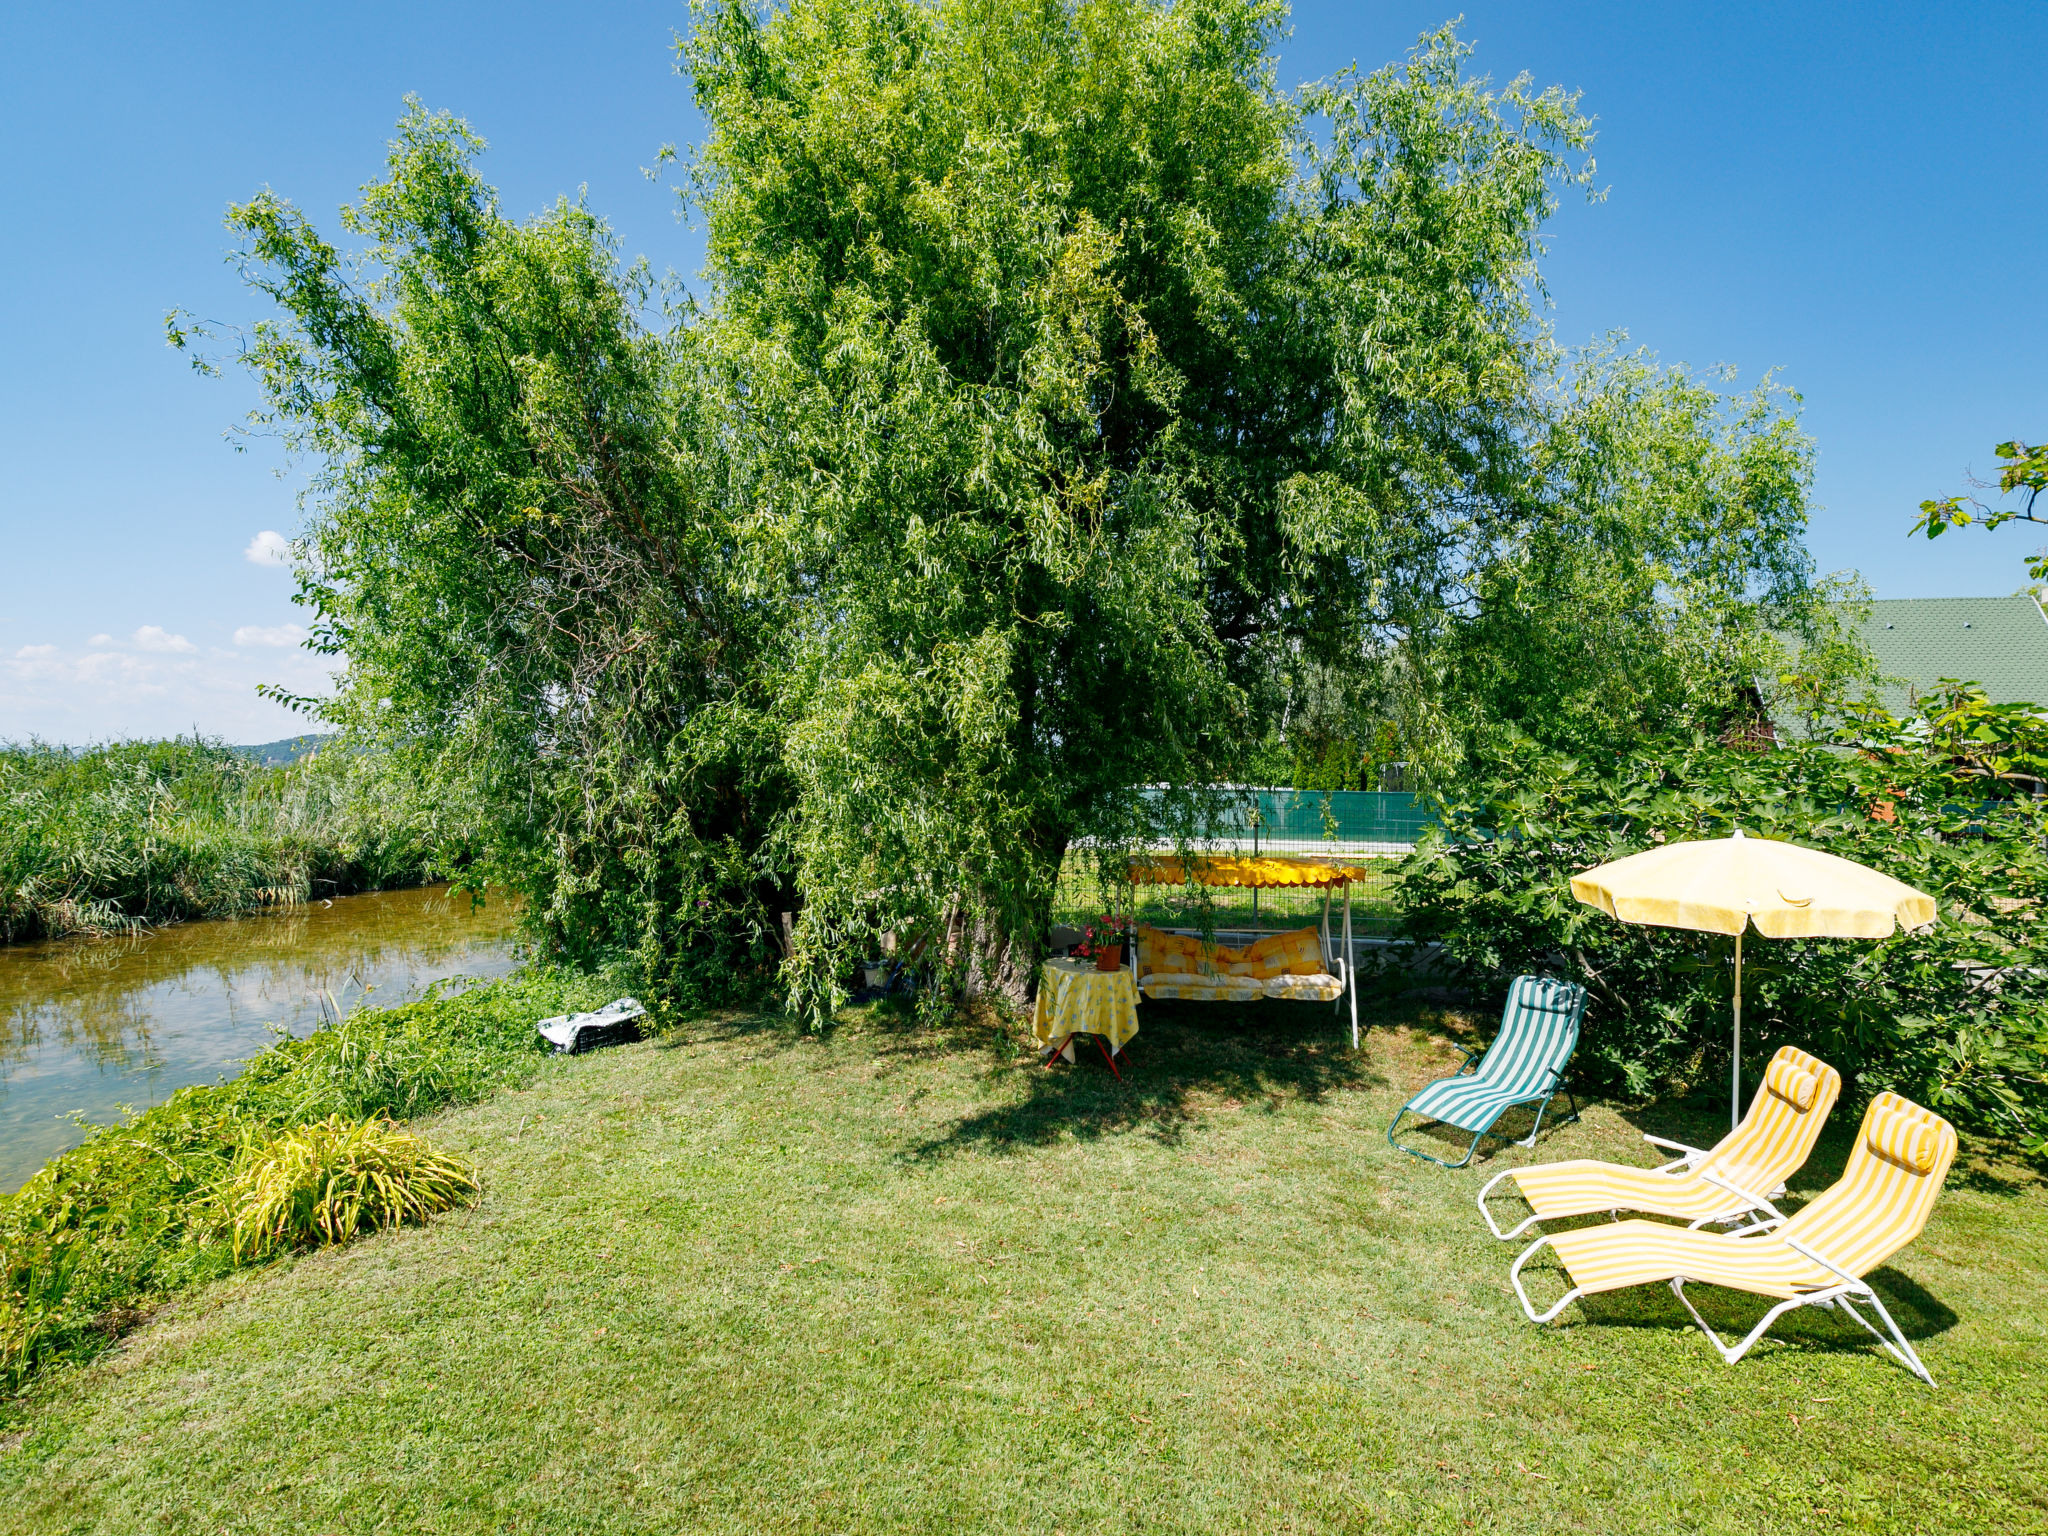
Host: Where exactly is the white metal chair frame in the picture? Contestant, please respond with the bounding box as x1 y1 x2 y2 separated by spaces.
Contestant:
1319 884 1359 1049
1147 881 1360 1048
1507 1213 1938 1387
1476 1132 1790 1242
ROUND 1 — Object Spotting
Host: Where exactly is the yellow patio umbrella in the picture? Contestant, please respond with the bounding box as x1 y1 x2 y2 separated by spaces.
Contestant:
1569 830 1937 1129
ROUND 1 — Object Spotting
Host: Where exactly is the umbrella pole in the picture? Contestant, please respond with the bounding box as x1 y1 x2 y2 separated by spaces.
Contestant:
1731 931 1743 1132
1344 883 1357 1051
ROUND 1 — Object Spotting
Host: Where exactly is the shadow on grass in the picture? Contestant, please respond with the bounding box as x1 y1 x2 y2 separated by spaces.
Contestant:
648 1007 815 1055
894 996 1406 1159
1509 1210 1962 1357
1944 1154 2048 1198
1560 1262 1961 1355
1387 1096 1584 1168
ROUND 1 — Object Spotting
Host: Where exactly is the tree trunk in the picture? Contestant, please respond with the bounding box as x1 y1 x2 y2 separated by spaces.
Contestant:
951 831 1066 1014
957 906 1039 1012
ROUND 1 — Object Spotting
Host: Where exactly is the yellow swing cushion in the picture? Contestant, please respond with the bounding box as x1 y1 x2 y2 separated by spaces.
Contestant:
1240 926 1326 976
1138 926 1214 977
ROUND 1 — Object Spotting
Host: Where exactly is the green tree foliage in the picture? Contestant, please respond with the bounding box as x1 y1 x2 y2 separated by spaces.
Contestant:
195 4 1857 1017
683 2 1862 1009
1400 698 2048 1148
185 108 795 997
1913 436 2048 582
1435 351 1852 763
684 0 1610 1009
1773 574 1883 743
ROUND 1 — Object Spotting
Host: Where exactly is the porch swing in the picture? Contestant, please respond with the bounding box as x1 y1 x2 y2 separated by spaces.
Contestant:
1126 853 1367 1048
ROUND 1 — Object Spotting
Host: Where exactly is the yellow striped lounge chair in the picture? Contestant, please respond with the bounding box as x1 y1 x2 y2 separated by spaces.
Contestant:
1509 1092 1957 1385
1477 1046 1842 1240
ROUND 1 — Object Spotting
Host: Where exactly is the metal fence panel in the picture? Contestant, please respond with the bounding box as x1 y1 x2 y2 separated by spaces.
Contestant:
1135 786 1435 854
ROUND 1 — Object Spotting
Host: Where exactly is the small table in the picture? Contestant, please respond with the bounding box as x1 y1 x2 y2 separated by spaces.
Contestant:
1032 958 1140 1077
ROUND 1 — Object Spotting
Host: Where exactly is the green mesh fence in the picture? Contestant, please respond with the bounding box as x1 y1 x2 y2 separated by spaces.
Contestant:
1054 857 1404 937
1153 787 1435 852
1056 788 1429 938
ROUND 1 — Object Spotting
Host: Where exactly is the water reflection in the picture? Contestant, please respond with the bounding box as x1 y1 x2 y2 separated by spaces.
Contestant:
0 884 522 1192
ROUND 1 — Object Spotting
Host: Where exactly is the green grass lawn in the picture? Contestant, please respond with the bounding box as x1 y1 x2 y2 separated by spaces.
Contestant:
3 994 2043 1533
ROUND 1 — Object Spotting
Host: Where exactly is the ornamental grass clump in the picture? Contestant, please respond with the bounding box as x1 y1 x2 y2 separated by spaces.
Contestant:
226 1116 479 1262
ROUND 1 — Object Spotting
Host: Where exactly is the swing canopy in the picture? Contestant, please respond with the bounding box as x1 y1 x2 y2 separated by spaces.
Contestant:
1127 853 1377 889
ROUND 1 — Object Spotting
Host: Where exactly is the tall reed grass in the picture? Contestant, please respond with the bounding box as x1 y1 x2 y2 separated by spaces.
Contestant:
0 737 431 944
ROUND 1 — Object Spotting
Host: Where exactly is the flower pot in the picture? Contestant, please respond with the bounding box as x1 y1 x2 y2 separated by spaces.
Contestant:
862 964 888 989
1094 944 1123 972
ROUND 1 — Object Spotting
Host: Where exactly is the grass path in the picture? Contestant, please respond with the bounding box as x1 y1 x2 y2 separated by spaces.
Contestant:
3 998 2043 1533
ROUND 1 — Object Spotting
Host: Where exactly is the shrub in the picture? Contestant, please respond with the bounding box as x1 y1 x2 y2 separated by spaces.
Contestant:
1399 714 2048 1149
225 1116 478 1262
0 966 629 1391
232 975 568 1123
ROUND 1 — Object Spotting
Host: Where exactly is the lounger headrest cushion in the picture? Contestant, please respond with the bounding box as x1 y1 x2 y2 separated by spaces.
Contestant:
1867 1111 1938 1174
1764 1058 1819 1112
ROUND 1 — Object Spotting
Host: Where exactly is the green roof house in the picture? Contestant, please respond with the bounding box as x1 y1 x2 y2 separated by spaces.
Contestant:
1857 594 2048 714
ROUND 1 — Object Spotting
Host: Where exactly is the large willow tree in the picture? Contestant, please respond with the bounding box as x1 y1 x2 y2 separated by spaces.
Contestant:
205 1 1848 1016
686 0 1609 1008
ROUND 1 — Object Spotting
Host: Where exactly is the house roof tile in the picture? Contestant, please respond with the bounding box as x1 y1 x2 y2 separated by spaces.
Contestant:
1858 594 2048 711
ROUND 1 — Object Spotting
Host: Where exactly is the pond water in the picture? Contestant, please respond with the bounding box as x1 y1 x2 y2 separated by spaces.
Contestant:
0 884 523 1192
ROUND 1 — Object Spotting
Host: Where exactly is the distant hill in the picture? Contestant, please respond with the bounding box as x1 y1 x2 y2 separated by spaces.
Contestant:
234 734 334 767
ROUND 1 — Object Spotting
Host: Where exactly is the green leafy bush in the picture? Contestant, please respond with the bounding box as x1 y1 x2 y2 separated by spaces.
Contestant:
0 967 626 1391
232 977 577 1124
1399 708 2048 1148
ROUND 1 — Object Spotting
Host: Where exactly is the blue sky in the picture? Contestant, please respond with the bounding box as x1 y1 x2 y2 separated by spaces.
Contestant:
2 1 2043 743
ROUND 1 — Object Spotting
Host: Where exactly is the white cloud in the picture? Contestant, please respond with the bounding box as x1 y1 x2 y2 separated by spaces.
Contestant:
233 623 307 648
1 636 339 743
87 633 114 647
244 530 291 567
74 650 154 686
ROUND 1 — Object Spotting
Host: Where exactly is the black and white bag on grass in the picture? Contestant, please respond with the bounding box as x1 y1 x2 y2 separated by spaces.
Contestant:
536 997 646 1055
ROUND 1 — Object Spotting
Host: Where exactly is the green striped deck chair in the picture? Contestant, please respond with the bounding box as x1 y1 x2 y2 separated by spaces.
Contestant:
1387 976 1586 1169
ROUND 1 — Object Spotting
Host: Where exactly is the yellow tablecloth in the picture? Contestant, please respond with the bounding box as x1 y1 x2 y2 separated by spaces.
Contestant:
1032 959 1140 1058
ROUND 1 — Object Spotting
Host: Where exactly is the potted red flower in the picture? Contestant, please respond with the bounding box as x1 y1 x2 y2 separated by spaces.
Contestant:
1073 914 1133 972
